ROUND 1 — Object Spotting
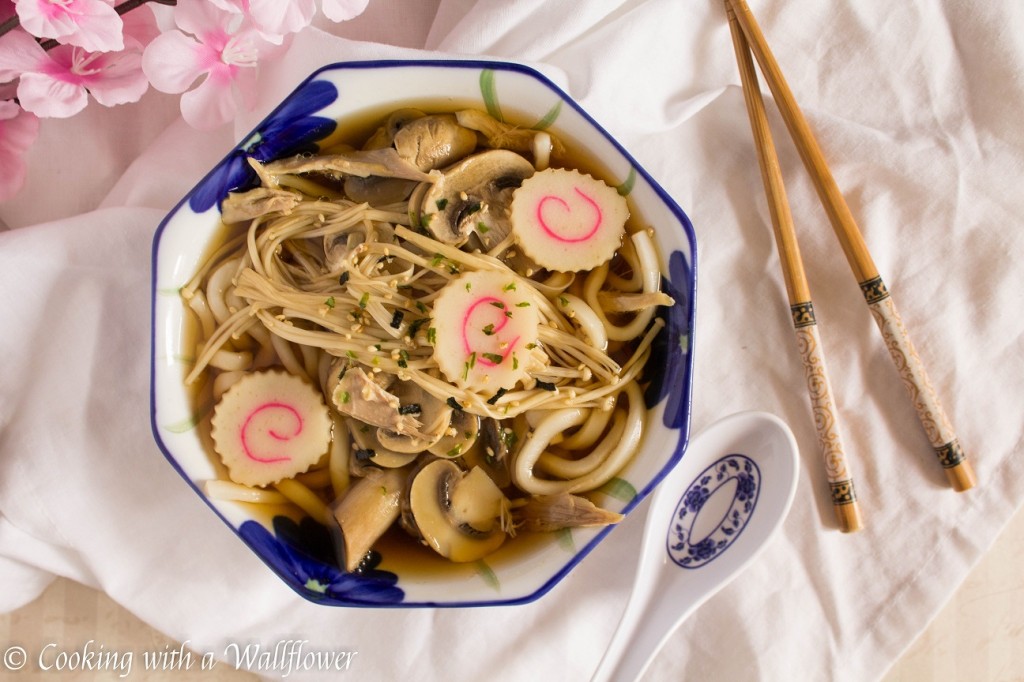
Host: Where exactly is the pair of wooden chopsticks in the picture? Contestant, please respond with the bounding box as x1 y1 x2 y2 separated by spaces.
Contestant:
724 0 976 531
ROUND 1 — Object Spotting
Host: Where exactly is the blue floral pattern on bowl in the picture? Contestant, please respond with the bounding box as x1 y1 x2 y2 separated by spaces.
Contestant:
151 59 698 608
188 79 339 213
240 517 404 605
668 454 761 569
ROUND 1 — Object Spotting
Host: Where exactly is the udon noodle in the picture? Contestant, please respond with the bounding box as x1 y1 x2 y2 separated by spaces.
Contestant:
184 107 673 570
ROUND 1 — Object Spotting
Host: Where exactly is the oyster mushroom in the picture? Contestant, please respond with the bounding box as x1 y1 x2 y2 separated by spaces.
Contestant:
361 108 426 151
454 109 567 160
407 460 509 562
393 114 478 172
344 112 476 204
596 290 676 313
417 149 535 248
221 187 300 223
513 493 623 533
331 466 408 571
263 147 438 183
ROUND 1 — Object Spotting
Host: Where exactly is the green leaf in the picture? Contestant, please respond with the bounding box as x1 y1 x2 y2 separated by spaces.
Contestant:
532 99 563 130
163 398 214 434
616 167 637 197
555 527 575 553
163 414 199 434
599 477 638 503
480 69 503 122
475 560 500 591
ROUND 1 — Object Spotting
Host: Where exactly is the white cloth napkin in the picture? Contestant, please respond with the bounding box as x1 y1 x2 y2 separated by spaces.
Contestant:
3 1 1024 680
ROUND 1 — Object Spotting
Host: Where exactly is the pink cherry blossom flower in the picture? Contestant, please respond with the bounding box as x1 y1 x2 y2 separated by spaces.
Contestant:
0 99 39 201
142 0 282 130
14 0 124 53
0 24 150 118
319 0 368 23
206 0 368 42
208 0 315 44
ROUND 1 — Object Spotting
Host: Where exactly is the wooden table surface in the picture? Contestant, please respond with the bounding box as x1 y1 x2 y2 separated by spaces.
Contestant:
3 506 1022 681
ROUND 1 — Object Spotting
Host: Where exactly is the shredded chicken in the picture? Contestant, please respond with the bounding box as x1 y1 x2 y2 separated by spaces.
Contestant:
332 367 422 435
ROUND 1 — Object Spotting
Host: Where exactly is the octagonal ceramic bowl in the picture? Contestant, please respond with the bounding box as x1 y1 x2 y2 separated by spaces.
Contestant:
150 59 696 607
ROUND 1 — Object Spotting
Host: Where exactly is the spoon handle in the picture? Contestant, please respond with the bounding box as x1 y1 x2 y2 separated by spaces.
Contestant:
591 575 696 682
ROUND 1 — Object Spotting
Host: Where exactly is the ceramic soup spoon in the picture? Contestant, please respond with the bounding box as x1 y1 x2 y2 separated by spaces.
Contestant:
591 411 799 682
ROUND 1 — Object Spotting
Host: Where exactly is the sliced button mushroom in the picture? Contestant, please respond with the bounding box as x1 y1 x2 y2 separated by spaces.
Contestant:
417 149 535 248
462 418 513 488
408 460 508 562
323 232 362 274
331 466 408 572
427 409 480 459
348 416 419 469
393 114 478 172
376 381 452 453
